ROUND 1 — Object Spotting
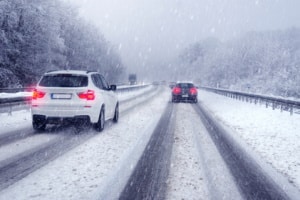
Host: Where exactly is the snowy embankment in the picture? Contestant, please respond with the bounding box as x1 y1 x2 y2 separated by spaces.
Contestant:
198 90 300 190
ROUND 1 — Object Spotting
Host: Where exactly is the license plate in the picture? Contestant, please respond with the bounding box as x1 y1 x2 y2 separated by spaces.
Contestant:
182 95 188 97
51 93 72 99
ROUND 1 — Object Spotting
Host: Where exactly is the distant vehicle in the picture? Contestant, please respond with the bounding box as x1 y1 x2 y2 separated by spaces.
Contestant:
171 82 198 103
31 70 119 131
128 74 137 85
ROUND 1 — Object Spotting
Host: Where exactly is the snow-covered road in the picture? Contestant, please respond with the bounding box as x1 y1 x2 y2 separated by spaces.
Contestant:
0 86 166 200
166 104 242 200
0 86 299 199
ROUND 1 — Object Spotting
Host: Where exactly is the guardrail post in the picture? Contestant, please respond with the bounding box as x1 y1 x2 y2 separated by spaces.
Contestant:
290 106 293 115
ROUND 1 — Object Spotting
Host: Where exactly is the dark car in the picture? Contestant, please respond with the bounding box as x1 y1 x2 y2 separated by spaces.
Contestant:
171 82 198 103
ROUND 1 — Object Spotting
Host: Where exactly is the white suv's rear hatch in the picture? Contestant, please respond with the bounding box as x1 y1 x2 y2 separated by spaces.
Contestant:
32 74 91 111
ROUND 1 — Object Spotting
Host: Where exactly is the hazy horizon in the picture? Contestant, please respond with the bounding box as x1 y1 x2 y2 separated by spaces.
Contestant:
69 0 300 78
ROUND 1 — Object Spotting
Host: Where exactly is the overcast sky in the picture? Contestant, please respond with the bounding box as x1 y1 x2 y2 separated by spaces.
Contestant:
69 0 300 74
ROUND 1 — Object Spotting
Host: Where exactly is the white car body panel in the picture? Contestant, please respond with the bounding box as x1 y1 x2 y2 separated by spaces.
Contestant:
31 70 118 124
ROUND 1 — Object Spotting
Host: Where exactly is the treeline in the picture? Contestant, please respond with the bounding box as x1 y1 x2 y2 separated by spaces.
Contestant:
0 0 124 87
177 28 300 98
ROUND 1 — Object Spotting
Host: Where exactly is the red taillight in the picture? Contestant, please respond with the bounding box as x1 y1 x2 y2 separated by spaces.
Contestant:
78 90 95 100
172 87 181 95
32 89 46 100
189 87 197 95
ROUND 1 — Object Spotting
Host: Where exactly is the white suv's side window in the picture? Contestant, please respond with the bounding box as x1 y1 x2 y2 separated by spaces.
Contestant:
99 75 109 90
92 74 104 89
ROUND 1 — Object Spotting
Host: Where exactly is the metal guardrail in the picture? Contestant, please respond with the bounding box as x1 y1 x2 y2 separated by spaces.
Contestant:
0 87 34 93
0 87 33 104
116 84 150 92
200 86 300 115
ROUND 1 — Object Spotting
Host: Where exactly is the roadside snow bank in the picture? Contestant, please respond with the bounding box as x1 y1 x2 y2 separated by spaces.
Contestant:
199 90 300 190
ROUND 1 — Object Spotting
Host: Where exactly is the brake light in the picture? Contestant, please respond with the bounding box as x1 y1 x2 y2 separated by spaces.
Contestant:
32 89 46 100
189 87 197 95
172 87 181 95
78 90 95 100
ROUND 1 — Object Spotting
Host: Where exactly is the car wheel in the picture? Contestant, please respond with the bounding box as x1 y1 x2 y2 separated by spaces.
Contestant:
113 103 119 123
32 120 46 131
94 107 105 132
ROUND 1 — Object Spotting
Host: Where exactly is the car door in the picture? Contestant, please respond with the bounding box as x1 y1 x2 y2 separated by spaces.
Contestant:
91 74 109 116
99 74 116 118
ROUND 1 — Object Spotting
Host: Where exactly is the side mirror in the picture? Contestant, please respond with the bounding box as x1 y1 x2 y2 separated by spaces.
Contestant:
110 84 117 91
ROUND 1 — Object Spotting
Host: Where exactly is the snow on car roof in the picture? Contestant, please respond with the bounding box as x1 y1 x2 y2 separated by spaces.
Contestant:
176 81 194 84
45 70 97 75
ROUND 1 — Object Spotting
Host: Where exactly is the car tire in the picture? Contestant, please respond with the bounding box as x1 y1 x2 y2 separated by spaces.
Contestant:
32 120 46 131
113 103 119 123
94 107 105 132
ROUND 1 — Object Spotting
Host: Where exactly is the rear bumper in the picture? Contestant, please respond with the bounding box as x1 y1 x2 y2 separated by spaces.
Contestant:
33 114 91 125
31 106 99 123
172 94 197 102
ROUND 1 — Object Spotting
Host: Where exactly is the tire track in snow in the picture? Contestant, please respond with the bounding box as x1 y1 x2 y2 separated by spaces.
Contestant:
166 104 242 200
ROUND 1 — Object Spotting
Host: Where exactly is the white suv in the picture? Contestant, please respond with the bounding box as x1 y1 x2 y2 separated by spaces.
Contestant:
31 70 119 131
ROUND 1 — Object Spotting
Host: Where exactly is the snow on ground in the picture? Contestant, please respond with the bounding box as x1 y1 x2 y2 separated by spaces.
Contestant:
199 89 300 190
0 134 58 163
0 109 31 133
166 104 210 200
1 86 300 198
0 87 168 200
117 85 153 101
166 104 242 200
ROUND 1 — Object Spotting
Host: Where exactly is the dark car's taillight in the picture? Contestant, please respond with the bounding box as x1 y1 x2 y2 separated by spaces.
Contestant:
172 87 181 95
32 89 46 100
78 90 95 100
189 87 197 95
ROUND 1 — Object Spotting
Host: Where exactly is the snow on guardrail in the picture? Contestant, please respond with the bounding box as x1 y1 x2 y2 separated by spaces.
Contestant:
200 86 300 115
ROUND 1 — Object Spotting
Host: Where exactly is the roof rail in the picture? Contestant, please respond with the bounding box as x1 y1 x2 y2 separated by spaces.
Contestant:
86 70 98 74
46 70 58 73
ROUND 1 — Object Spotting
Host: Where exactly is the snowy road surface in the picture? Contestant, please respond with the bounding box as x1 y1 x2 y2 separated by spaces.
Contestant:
0 86 299 199
166 104 242 200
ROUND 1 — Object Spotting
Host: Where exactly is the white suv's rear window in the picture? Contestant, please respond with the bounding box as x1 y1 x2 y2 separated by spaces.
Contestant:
39 74 88 87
